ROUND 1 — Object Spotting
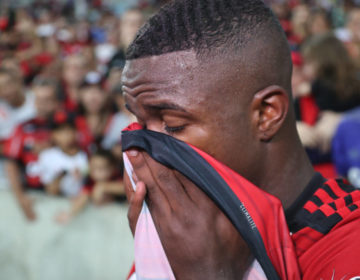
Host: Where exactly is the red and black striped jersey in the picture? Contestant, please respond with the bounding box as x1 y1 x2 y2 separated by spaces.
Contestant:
3 118 51 188
287 173 360 279
122 124 360 279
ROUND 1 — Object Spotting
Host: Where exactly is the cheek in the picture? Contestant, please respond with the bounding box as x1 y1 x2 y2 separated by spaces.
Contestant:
181 123 247 171
82 93 103 109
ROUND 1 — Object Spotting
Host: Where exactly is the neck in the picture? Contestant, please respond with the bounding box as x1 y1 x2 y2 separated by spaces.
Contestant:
11 94 25 108
87 113 100 118
61 146 78 156
256 138 315 210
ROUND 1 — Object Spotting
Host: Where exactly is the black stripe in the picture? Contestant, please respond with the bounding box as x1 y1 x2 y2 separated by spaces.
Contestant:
308 210 342 234
310 195 324 207
322 184 339 200
348 204 358 212
288 205 343 234
122 129 280 280
329 202 337 210
336 179 356 193
344 194 353 206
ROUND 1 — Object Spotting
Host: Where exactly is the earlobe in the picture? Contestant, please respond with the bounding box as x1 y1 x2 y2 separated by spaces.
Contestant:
251 85 289 142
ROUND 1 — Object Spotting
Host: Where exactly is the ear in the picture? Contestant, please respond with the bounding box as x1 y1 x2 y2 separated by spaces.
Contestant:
250 85 289 142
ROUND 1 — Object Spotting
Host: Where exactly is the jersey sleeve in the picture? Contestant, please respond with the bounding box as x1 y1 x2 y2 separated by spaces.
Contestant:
301 210 360 280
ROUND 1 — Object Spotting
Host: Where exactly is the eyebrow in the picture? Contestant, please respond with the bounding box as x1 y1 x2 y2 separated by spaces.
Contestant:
144 102 187 113
125 102 188 117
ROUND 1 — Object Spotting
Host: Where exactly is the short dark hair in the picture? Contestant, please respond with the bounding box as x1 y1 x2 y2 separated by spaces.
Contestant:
126 0 283 60
50 111 76 131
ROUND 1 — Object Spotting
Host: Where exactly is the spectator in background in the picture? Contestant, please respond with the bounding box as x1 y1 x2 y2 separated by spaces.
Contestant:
55 149 124 225
4 77 60 221
0 67 36 190
104 8 145 80
289 4 310 45
345 8 360 66
76 73 132 167
37 112 88 198
0 68 36 142
302 34 360 113
297 34 360 155
61 54 88 112
102 82 133 150
118 8 145 51
307 8 332 37
76 71 114 154
1 56 24 80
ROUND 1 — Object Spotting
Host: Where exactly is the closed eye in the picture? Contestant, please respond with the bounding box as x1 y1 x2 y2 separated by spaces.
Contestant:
164 124 185 134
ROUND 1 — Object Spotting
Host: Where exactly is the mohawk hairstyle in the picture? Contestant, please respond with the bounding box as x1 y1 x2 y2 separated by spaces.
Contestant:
126 0 283 60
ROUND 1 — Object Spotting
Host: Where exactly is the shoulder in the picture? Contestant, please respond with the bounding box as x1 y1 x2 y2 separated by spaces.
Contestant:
74 150 88 161
300 209 360 279
291 177 360 277
20 118 44 132
39 147 62 160
290 178 359 234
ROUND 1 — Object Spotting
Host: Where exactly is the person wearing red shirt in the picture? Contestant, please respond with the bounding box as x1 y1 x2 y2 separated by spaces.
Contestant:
61 54 88 112
121 0 360 278
4 77 60 221
75 72 114 154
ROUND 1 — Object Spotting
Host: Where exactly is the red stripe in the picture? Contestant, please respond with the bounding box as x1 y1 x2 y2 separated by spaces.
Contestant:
326 179 348 197
123 122 143 131
334 197 345 210
319 203 336 217
315 188 334 204
350 190 360 203
337 206 351 219
292 227 324 257
303 200 319 213
126 263 135 280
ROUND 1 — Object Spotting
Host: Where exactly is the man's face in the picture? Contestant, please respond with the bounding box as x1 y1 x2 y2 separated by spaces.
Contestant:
120 10 144 48
122 51 258 177
348 10 360 42
52 126 77 150
0 73 22 105
62 56 87 87
33 86 58 119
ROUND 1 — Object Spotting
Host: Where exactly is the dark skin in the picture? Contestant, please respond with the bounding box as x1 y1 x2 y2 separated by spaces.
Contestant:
122 50 314 278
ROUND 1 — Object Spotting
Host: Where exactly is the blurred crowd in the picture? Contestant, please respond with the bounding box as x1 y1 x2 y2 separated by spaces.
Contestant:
1 0 360 224
268 0 360 188
0 0 157 223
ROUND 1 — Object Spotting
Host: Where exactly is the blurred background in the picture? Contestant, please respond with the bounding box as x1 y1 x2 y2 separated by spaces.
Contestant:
0 0 360 279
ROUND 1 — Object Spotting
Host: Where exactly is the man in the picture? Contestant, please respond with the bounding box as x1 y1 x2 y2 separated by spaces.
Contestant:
0 68 36 142
4 77 60 221
0 68 36 189
61 54 88 112
122 0 360 278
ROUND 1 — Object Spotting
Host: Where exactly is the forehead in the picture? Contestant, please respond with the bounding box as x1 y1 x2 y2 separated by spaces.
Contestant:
33 86 56 97
122 50 198 93
0 72 13 81
90 156 110 165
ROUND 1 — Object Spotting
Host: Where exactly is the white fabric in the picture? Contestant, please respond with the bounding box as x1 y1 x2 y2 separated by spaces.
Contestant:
124 151 267 280
335 28 352 42
37 147 88 197
0 91 36 140
123 153 175 280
